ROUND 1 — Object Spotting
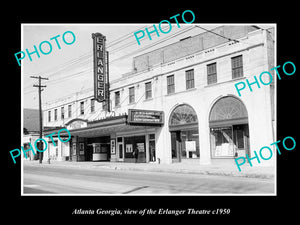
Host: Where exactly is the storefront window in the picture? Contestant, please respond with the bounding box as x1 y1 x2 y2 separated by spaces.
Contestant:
209 97 249 158
169 104 199 161
124 136 146 163
210 127 234 157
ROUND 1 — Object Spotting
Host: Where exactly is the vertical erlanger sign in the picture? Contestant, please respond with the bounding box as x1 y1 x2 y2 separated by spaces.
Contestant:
92 33 106 102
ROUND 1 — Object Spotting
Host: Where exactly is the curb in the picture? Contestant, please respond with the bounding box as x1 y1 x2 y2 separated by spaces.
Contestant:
90 164 274 179
23 161 274 180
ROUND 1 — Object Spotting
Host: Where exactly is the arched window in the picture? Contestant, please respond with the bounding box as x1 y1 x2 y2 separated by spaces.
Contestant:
169 104 198 127
209 96 248 126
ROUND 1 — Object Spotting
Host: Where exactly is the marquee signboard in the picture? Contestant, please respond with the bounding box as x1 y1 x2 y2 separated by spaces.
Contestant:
92 32 106 102
128 109 164 125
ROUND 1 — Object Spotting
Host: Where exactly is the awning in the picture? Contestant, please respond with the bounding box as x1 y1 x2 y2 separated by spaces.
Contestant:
68 124 153 138
44 115 159 138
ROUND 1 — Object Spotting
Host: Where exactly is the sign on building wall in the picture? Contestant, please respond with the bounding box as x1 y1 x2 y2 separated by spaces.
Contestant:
128 109 164 125
110 139 116 155
72 143 76 156
92 33 107 102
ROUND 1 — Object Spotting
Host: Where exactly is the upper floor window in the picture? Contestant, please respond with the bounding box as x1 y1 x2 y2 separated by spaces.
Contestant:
145 82 152 99
115 91 120 107
129 87 135 103
91 99 95 113
186 69 195 89
207 63 217 85
167 75 175 94
80 101 84 115
231 55 243 79
54 109 58 121
48 111 51 122
68 104 72 118
61 106 64 119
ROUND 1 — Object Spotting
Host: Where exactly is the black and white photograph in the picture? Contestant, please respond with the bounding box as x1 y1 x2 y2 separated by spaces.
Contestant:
3 4 298 221
21 23 276 195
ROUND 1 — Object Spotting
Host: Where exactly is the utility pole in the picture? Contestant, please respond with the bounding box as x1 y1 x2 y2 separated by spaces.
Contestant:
30 76 48 164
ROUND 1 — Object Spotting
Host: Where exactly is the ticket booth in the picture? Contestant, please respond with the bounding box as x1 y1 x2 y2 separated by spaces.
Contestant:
91 143 110 161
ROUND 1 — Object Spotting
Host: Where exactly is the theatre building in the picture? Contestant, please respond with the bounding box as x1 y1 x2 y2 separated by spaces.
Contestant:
43 25 275 166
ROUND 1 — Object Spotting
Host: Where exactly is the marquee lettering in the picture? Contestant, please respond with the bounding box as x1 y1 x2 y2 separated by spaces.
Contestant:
92 33 106 102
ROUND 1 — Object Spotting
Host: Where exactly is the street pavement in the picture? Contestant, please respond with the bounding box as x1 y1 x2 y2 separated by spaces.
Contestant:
23 158 275 179
23 160 275 195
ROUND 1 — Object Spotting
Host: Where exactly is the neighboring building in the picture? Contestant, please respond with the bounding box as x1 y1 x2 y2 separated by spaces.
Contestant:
23 108 40 160
43 25 275 166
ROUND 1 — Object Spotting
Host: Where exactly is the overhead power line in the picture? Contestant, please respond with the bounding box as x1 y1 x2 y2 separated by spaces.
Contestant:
109 25 196 64
24 24 198 93
25 24 192 84
194 25 239 43
107 25 148 48
26 25 242 95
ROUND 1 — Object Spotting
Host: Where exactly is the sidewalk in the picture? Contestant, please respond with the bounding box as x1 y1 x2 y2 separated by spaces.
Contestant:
23 159 275 179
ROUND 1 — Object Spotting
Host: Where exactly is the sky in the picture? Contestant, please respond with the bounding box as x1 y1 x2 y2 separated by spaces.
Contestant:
22 24 141 109
22 23 274 109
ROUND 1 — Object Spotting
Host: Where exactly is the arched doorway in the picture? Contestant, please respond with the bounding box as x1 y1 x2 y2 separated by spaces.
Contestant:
169 104 199 162
209 96 249 158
